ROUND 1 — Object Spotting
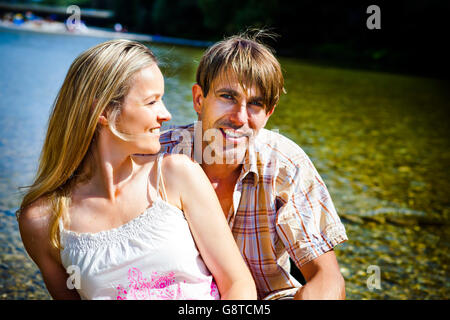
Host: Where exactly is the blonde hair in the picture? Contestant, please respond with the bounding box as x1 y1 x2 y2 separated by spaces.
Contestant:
196 30 285 113
17 39 157 249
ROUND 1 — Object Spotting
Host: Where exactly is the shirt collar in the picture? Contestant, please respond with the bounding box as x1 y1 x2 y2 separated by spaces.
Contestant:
239 137 259 186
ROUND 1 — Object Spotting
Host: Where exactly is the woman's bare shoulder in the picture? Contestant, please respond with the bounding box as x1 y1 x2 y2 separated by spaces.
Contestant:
161 153 202 181
162 152 197 168
17 197 53 238
159 153 207 200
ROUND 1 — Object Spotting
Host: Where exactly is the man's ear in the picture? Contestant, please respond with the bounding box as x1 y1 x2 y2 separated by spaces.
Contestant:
266 104 276 118
259 105 276 129
192 84 204 115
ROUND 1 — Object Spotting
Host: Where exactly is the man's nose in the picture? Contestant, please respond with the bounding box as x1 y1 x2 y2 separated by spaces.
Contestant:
229 103 248 126
157 101 172 123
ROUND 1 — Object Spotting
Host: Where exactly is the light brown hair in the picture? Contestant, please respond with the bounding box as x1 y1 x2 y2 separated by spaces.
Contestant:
196 30 285 112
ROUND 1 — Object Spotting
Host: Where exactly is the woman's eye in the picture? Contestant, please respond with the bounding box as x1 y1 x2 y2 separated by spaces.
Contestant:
221 94 233 100
147 100 157 105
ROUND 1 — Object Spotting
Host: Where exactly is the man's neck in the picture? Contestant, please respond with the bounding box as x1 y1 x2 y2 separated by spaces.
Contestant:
201 162 242 184
201 162 242 219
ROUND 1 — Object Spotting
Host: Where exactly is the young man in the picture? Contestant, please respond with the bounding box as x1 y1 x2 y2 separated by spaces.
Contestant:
160 32 348 300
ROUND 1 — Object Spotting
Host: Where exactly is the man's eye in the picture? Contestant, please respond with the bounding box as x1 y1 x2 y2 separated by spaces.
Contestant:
147 100 157 105
249 101 263 107
221 94 234 100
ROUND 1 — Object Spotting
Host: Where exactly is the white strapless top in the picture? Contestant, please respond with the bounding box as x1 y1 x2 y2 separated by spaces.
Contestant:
59 153 220 300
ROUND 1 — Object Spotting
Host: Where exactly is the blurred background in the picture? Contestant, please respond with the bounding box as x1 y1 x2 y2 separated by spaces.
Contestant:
0 0 449 299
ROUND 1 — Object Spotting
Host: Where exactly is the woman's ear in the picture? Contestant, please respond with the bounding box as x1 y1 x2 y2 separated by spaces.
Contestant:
92 99 108 126
97 104 109 126
192 84 204 115
98 114 108 126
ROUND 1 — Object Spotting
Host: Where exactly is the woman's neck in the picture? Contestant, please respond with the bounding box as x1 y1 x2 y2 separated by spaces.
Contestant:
78 129 137 203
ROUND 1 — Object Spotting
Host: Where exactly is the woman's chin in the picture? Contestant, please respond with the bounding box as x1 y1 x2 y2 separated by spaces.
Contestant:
134 142 161 155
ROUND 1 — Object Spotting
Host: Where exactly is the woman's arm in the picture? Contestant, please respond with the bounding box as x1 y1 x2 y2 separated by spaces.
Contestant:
18 200 81 300
162 154 257 300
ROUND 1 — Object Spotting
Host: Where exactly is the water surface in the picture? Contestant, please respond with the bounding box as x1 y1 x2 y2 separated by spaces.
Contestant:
0 28 448 299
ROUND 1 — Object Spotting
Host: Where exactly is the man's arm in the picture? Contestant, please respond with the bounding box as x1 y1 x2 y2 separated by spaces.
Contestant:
294 250 345 300
273 143 347 300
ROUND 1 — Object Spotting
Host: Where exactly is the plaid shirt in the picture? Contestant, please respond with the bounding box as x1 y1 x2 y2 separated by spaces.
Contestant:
160 122 348 299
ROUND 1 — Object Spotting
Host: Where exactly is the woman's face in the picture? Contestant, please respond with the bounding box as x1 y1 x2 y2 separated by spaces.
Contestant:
114 64 171 154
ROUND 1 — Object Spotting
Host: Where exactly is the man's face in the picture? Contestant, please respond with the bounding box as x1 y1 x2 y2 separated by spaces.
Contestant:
193 72 275 164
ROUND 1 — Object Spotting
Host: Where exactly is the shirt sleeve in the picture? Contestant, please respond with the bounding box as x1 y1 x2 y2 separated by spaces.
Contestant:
275 152 348 269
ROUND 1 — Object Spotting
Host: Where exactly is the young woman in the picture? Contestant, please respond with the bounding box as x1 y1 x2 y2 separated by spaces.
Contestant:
17 39 256 300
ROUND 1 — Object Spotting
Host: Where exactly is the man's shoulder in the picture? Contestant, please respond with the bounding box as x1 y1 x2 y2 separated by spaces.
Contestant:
255 128 311 169
160 123 194 140
160 123 195 151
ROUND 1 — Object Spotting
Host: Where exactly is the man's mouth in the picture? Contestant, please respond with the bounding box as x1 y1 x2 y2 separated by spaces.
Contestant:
219 128 249 141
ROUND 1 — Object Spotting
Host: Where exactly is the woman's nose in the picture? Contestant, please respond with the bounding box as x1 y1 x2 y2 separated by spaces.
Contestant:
157 102 172 122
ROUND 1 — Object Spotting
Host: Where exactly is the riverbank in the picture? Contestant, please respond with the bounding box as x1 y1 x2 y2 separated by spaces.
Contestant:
0 19 213 48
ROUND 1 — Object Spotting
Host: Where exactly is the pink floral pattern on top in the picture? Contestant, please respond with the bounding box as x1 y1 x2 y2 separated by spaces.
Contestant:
116 267 220 300
210 281 219 299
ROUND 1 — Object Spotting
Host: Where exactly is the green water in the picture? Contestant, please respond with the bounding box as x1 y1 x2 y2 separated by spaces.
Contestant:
0 29 448 299
268 59 450 299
